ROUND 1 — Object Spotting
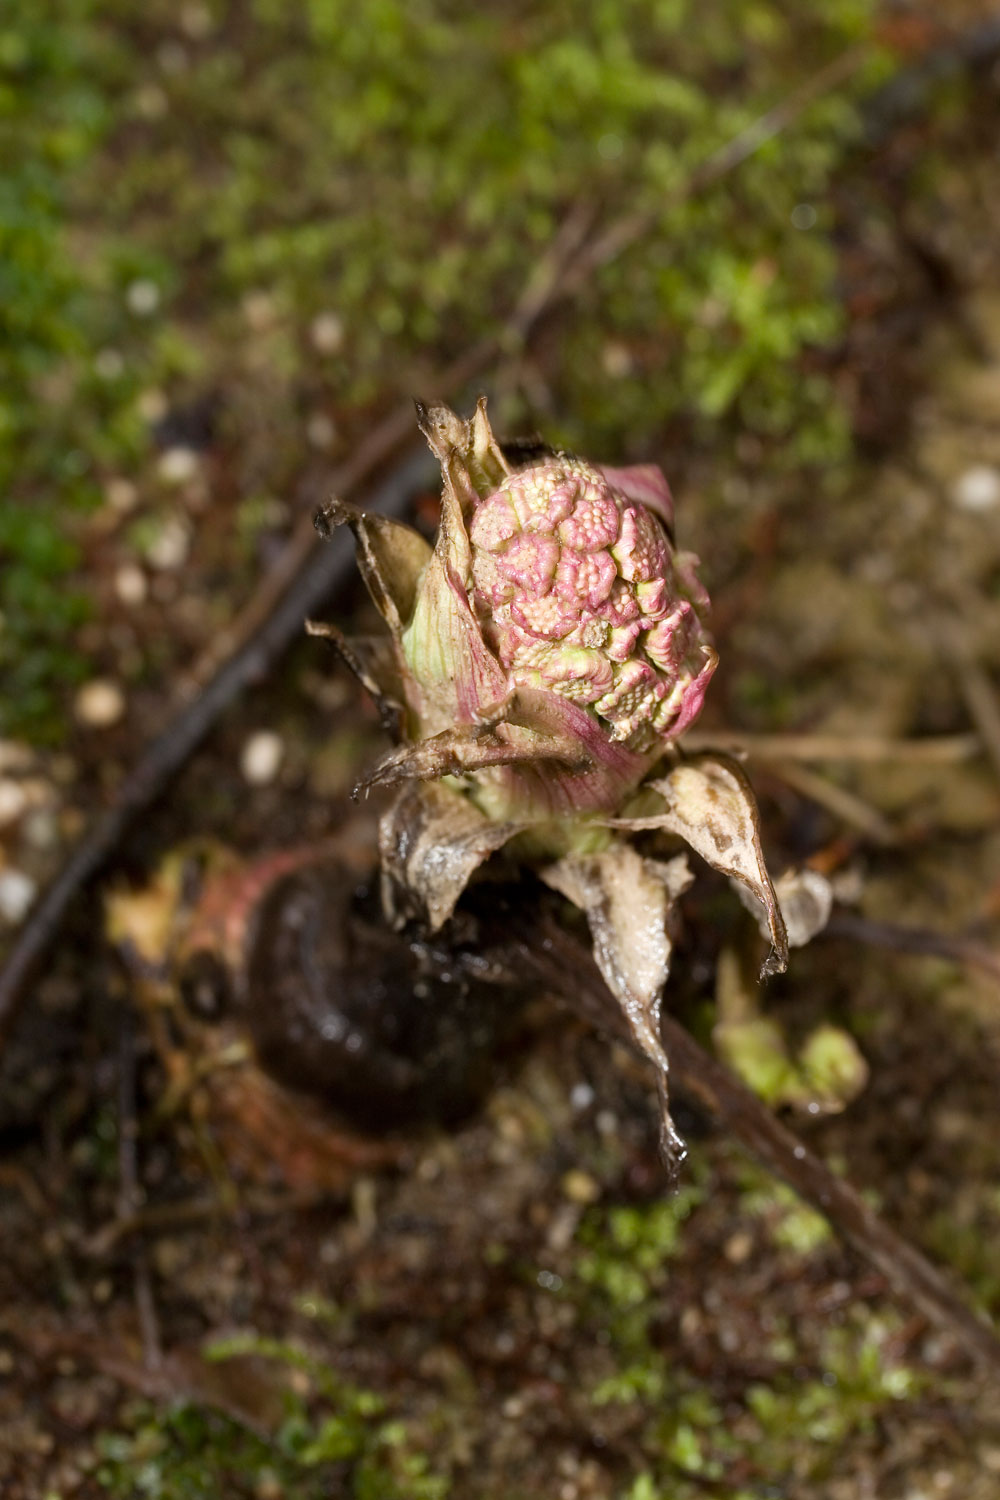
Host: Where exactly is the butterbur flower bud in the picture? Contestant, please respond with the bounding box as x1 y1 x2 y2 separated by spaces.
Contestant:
467 455 716 749
312 399 788 1172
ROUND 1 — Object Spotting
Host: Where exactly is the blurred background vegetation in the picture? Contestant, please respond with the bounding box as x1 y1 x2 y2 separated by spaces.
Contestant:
2 0 892 742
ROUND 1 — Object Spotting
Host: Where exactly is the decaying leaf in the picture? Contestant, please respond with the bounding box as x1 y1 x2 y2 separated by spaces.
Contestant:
735 866 834 950
612 752 789 977
379 780 523 930
541 843 693 1167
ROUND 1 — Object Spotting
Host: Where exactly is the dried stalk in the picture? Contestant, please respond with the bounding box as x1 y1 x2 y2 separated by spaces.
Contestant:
516 909 1000 1379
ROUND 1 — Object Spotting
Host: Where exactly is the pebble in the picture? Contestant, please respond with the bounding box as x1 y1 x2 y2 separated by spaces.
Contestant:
94 348 125 380
157 446 200 486
22 808 59 852
0 868 37 924
0 779 27 828
0 741 33 775
74 679 126 728
137 388 169 424
561 1169 600 1205
114 562 148 606
105 477 139 513
952 464 1000 512
723 1230 754 1265
240 730 285 786
243 290 277 330
126 278 161 316
310 311 344 353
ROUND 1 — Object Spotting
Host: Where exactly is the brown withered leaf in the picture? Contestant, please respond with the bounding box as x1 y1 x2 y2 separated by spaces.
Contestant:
304 621 406 735
314 496 431 633
379 780 523 930
357 717 590 796
415 395 511 498
612 753 789 977
540 843 693 1169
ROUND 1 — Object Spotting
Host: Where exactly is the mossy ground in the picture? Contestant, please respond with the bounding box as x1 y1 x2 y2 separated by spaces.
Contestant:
2 3 1000 1498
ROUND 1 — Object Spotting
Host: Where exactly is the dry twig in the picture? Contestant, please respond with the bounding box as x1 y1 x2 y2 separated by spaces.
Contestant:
825 910 1000 987
518 909 1000 1378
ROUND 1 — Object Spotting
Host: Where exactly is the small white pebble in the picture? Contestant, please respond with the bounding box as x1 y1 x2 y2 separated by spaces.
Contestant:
0 779 27 827
105 478 138 514
240 730 284 786
306 412 337 450
157 446 200 486
561 1169 600 1206
601 341 632 379
952 464 1000 512
570 1081 595 1111
22 808 59 852
74 679 125 729
114 563 148 606
126 279 161 317
156 40 188 75
243 290 277 330
137 388 168 423
145 515 190 571
0 869 37 924
310 311 344 354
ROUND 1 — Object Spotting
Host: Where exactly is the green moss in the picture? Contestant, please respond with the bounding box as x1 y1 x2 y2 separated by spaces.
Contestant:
5 0 897 741
95 1335 449 1499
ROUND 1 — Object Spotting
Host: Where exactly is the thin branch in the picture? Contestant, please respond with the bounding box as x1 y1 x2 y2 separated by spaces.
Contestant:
517 910 1000 1378
681 731 981 764
952 656 1000 788
0 449 432 1046
825 910 1000 987
760 760 898 845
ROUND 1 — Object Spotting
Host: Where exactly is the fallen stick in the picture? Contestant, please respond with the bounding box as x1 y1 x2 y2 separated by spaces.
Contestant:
0 449 433 1046
825 910 1000 987
516 908 1000 1380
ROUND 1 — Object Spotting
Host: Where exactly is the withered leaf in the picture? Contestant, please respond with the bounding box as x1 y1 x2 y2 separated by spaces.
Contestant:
613 752 789 977
357 718 591 796
541 843 693 1170
379 780 522 930
415 394 511 498
314 497 432 633
304 622 405 736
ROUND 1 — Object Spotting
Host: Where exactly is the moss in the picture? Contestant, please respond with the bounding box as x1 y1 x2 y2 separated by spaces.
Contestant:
6 0 897 741
566 1151 930 1496
95 1335 449 1498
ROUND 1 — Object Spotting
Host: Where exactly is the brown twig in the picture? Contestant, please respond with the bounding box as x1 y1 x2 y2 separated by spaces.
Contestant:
952 656 1000 789
681 731 981 764
0 449 432 1047
825 910 1000 987
759 760 898 845
517 910 1000 1378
